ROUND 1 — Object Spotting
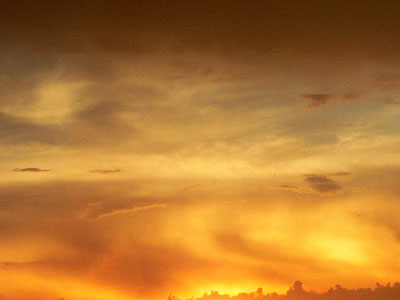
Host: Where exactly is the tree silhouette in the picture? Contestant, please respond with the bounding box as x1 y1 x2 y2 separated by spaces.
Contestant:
168 281 400 300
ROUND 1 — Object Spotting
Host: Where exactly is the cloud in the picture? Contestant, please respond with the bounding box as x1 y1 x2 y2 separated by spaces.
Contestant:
301 94 336 107
4 0 400 64
301 94 361 108
64 82 164 147
78 201 167 219
89 169 121 174
303 174 342 193
381 98 400 105
273 185 301 193
276 184 298 189
0 112 62 145
13 168 50 172
371 73 400 90
329 172 352 176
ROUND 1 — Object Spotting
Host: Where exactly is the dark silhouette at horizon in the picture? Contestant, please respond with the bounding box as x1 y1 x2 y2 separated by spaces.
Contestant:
167 280 400 300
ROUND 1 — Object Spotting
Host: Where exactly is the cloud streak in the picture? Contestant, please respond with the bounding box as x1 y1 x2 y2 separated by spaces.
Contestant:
78 201 167 219
301 94 361 108
13 168 50 172
301 94 336 107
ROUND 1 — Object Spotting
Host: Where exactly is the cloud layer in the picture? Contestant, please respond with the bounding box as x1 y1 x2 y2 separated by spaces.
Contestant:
1 1 400 300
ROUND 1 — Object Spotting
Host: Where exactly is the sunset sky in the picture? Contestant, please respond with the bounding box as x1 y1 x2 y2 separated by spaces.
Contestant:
1 1 400 300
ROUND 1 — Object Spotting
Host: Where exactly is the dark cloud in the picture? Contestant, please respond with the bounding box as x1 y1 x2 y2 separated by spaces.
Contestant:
13 168 50 172
0 51 58 107
301 94 361 108
276 184 298 189
303 174 342 193
273 185 301 193
3 0 400 63
301 94 336 107
329 172 352 176
0 112 63 145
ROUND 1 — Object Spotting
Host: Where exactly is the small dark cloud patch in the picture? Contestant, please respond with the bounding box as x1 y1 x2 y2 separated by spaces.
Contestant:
273 185 301 193
301 94 335 107
13 168 50 172
301 93 361 108
275 184 299 191
303 174 342 193
89 169 121 174
277 184 297 189
329 172 353 176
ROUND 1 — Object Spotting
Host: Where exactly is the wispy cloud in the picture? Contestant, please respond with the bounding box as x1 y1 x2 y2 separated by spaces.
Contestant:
273 184 300 192
13 168 51 172
301 93 361 108
301 94 336 107
329 172 353 176
276 184 298 189
78 201 167 219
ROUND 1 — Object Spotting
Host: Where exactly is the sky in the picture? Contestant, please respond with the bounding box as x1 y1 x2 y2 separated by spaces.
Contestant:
1 1 400 299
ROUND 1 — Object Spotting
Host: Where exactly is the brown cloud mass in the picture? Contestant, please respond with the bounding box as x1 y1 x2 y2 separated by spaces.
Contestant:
1 1 400 62
13 168 50 172
304 174 342 193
